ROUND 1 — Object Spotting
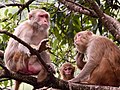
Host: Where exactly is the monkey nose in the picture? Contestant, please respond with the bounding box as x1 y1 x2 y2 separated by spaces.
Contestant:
44 19 47 22
74 40 78 44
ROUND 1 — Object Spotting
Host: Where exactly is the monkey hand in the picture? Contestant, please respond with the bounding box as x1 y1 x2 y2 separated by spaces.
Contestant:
78 53 84 60
30 44 39 50
46 63 55 74
38 39 51 53
68 78 81 90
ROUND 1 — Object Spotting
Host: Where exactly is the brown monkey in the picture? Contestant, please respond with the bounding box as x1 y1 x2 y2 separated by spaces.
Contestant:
60 62 75 81
4 9 54 90
69 31 120 86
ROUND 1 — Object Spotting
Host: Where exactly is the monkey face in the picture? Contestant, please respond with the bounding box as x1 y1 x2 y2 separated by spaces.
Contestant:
63 67 73 75
29 9 50 31
74 31 93 53
37 13 49 26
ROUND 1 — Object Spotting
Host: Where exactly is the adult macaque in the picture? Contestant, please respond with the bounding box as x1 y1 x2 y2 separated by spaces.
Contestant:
70 31 120 86
4 9 54 90
60 62 75 81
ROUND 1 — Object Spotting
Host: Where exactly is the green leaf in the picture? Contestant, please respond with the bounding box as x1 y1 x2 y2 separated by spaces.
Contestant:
3 80 9 87
5 0 8 2
4 9 8 16
20 0 25 3
8 13 12 18
13 13 17 21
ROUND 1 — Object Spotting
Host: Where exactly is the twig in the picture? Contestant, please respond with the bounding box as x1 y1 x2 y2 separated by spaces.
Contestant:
0 3 23 8
17 0 35 15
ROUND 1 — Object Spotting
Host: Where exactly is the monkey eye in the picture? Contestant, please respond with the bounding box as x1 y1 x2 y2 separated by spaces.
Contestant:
38 14 48 19
39 15 44 17
44 14 48 18
78 33 81 37
64 68 72 70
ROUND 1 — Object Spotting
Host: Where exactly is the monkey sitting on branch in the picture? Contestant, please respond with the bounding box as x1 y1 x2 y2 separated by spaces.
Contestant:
4 9 55 90
69 31 120 87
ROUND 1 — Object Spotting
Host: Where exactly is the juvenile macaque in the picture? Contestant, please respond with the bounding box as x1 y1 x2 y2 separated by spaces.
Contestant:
70 31 120 86
60 62 75 81
4 9 53 90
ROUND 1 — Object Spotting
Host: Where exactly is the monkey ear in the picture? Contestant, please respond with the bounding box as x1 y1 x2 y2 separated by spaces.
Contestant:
87 31 93 36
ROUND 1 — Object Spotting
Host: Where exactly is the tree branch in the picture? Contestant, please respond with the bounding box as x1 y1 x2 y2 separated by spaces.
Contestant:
1 0 35 22
0 65 119 90
17 0 35 15
85 0 120 43
58 0 120 43
58 0 98 17
0 3 23 8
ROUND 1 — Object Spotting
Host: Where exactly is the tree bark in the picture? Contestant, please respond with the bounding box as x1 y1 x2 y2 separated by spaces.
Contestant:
58 0 120 43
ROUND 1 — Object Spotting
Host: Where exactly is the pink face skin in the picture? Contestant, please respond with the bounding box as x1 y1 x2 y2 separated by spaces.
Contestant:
63 66 73 75
36 12 49 28
74 31 93 46
74 32 82 46
29 10 50 30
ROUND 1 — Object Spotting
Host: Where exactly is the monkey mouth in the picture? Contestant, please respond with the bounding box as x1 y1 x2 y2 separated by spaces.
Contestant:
35 24 49 31
74 41 79 46
42 24 48 27
66 73 72 75
42 24 49 29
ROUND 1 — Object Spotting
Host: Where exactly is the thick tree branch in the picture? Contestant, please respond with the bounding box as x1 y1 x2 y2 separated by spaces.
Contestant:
0 3 23 8
0 66 120 90
85 0 120 43
58 0 120 43
58 0 98 17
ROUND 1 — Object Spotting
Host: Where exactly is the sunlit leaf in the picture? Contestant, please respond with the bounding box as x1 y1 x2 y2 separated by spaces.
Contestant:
3 80 8 87
4 9 8 16
20 0 25 4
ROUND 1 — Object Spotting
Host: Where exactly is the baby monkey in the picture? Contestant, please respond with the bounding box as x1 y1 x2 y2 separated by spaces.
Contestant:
60 62 75 81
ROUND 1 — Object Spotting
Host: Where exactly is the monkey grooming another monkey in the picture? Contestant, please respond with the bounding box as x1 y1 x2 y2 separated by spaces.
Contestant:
69 31 120 86
4 9 54 90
